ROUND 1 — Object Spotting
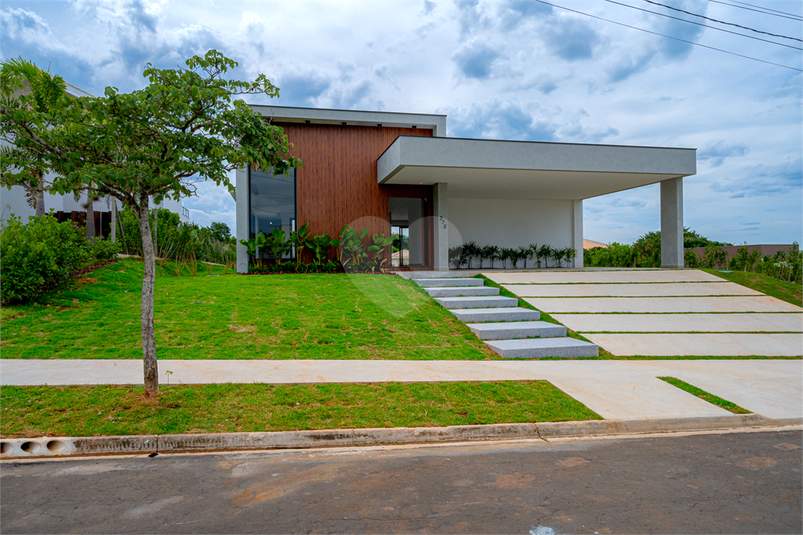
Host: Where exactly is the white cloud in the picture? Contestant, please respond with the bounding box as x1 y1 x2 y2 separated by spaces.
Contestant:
1 0 800 244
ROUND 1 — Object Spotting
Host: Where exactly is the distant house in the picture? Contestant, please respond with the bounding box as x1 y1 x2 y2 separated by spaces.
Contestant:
233 106 697 272
1 82 191 236
583 239 609 250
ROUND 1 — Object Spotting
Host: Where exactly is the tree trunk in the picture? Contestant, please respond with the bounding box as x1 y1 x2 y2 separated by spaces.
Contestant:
135 202 159 395
34 172 45 217
152 208 158 258
85 197 96 241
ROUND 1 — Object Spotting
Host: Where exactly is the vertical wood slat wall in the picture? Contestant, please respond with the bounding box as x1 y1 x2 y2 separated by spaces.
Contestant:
276 123 434 267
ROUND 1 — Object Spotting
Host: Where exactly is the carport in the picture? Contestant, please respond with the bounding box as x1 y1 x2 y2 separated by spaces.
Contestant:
378 136 697 270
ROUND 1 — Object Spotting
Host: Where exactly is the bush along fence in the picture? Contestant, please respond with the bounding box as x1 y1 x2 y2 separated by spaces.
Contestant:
116 207 236 274
582 228 800 285
686 243 801 284
0 213 120 304
448 242 577 269
239 223 395 274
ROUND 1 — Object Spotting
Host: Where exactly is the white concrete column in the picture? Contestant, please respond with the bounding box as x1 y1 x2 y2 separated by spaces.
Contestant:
660 177 684 269
573 199 584 268
236 168 249 273
433 183 449 271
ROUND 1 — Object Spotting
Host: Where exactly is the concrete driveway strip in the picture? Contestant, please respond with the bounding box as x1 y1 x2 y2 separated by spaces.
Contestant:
486 270 725 284
506 282 760 297
583 333 803 357
3 359 801 421
525 295 803 313
645 360 803 419
551 313 803 333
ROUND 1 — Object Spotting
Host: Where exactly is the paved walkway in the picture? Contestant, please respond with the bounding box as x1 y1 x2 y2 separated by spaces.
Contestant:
485 269 803 356
3 359 801 421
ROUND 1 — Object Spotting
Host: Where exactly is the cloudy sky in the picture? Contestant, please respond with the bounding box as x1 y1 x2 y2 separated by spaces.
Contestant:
2 0 800 245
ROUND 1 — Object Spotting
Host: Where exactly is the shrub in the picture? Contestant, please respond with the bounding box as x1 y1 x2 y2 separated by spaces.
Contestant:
87 236 121 261
1 214 88 304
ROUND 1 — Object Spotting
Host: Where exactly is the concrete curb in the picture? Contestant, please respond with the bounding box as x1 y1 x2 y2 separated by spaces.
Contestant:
2 415 800 459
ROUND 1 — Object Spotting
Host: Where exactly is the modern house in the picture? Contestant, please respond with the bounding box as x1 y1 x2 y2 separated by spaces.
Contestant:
236 106 696 272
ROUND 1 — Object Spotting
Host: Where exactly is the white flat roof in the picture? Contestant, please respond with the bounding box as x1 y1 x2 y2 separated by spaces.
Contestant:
251 105 447 136
378 136 696 200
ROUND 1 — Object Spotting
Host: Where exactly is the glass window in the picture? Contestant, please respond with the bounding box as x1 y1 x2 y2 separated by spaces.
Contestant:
249 167 296 262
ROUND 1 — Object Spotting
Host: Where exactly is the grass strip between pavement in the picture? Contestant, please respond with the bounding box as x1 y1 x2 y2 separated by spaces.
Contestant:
658 377 751 414
0 381 602 438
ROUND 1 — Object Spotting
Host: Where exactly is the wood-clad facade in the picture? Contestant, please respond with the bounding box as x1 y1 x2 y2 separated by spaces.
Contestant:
275 122 435 268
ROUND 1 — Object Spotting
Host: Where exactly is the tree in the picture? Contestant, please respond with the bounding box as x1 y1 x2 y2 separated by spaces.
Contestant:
209 221 231 242
0 58 68 216
1 50 300 395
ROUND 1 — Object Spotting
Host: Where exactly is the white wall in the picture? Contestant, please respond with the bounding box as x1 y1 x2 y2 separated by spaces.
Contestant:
447 197 575 251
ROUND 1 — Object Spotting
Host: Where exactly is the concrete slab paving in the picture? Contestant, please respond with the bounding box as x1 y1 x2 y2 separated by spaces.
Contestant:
525 296 803 313
583 333 803 357
551 313 803 333
486 269 726 285
5 359 799 421
505 282 759 297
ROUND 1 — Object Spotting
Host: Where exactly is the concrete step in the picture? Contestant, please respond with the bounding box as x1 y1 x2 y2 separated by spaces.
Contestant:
450 307 541 323
415 278 485 287
466 321 566 340
424 286 499 297
435 296 518 309
485 338 599 359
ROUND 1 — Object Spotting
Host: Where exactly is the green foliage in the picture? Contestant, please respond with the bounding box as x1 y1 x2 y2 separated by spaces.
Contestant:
0 214 88 304
209 222 231 243
367 233 394 273
632 230 661 267
290 222 310 266
339 225 369 270
87 236 120 261
119 207 234 268
583 242 635 268
307 232 338 265
729 244 762 272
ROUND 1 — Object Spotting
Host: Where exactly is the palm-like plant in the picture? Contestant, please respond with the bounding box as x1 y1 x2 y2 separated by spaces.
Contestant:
528 243 538 268
550 247 564 268
516 245 530 269
539 244 553 268
462 241 479 269
565 247 578 268
500 247 515 269
483 245 502 269
0 57 67 217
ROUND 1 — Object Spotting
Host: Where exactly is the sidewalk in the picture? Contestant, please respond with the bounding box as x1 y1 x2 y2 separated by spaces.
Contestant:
2 359 801 420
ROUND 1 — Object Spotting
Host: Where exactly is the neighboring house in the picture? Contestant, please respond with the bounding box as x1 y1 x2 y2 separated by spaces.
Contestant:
234 106 697 272
1 81 191 235
583 239 609 250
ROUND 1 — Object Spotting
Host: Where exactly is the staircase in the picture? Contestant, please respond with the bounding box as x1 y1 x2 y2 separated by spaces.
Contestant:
413 277 598 359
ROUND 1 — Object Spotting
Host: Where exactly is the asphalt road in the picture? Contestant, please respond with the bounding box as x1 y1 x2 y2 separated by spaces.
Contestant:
1 429 801 534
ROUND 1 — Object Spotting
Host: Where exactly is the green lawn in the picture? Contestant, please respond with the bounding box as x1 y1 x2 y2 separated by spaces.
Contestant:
0 381 601 438
703 269 802 307
1 259 496 360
